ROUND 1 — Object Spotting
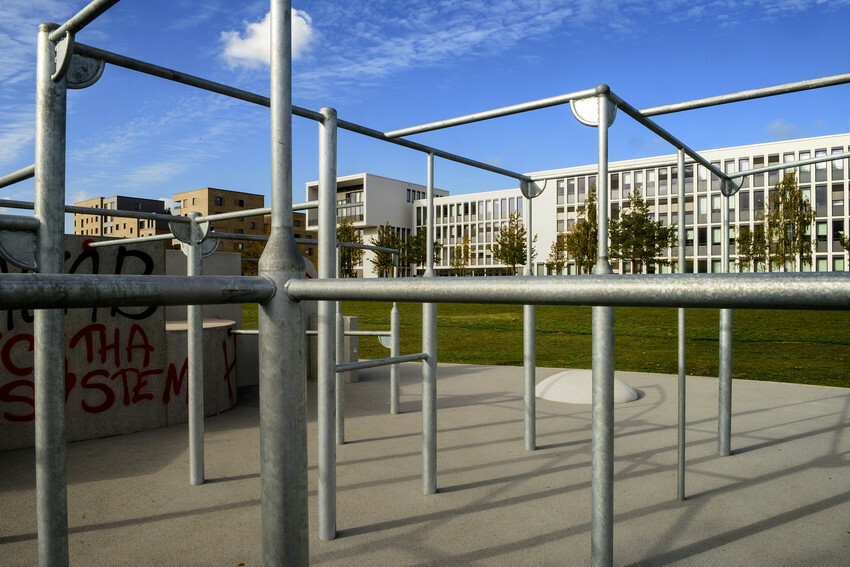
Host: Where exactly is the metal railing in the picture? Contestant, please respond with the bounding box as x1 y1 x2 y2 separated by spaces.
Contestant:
2 1 848 566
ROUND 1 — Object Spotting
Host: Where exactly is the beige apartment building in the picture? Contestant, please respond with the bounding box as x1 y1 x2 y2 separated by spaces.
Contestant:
73 195 171 239
173 188 265 253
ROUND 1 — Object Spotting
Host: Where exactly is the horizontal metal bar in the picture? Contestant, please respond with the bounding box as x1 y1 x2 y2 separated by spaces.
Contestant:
640 72 850 117
732 150 850 181
0 214 40 231
336 353 428 373
336 118 532 182
0 165 35 189
208 232 269 242
234 329 391 337
0 274 275 310
384 87 601 138
306 329 391 337
286 272 850 311
49 0 120 41
294 201 318 210
64 204 186 223
338 241 399 255
607 89 727 181
196 207 271 223
74 42 273 108
86 233 176 248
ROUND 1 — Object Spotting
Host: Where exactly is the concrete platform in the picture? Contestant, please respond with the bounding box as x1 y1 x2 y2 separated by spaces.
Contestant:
2 363 849 566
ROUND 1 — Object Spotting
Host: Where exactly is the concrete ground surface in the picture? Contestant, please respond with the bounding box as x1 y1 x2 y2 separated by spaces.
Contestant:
1 362 849 566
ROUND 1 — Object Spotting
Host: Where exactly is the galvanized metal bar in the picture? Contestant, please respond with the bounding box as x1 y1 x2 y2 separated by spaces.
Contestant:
523 193 536 451
285 272 850 310
259 1 308 564
64 204 188 223
719 310 733 456
195 207 271 223
607 90 727 183
48 0 121 41
307 329 391 337
33 22 69 567
317 107 338 541
422 153 438 495
337 353 429 373
384 87 599 138
335 247 345 446
677 149 687 502
87 233 176 248
73 41 530 183
0 164 35 189
390 255 401 414
186 214 205 486
294 200 319 210
0 214 40 231
0 273 274 309
640 72 850 117
719 177 734 457
591 92 615 567
731 150 850 181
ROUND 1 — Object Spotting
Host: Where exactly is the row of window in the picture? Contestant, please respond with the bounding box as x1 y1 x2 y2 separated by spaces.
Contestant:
555 147 847 205
415 197 524 227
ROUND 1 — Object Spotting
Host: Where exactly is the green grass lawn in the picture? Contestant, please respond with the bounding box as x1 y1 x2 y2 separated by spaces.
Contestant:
242 302 850 388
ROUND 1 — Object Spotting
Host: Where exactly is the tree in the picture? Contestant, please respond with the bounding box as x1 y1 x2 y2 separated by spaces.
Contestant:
609 189 676 274
764 172 815 271
369 222 402 278
490 211 536 275
545 233 567 275
563 185 598 274
240 239 265 276
337 217 364 278
404 230 442 275
450 236 472 276
736 224 768 272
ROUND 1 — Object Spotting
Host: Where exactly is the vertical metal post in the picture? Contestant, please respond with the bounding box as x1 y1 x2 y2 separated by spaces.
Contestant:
336 247 345 446
718 189 733 456
187 212 205 486
422 153 438 495
318 107 338 540
522 189 536 451
676 150 687 501
591 89 615 567
259 1 309 564
390 254 401 415
33 21 69 567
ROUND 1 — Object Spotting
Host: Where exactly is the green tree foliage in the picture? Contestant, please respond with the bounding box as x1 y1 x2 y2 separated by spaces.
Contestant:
609 189 676 274
490 211 536 275
545 233 567 275
450 236 472 276
764 172 815 271
240 239 265 276
368 222 402 278
337 217 364 278
404 230 442 274
563 185 597 274
736 224 768 272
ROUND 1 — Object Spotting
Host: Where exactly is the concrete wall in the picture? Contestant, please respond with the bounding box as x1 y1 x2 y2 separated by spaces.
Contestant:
164 249 242 323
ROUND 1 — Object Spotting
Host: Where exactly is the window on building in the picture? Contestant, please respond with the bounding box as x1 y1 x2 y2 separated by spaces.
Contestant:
832 147 845 180
799 151 811 183
610 173 619 200
407 189 411 202
738 158 750 188
767 154 780 186
658 168 668 195
740 191 750 221
557 180 564 205
567 179 576 203
816 221 828 252
752 156 765 186
832 184 844 216
816 185 828 217
833 219 844 252
815 149 828 182
215 197 223 206
192 198 196 205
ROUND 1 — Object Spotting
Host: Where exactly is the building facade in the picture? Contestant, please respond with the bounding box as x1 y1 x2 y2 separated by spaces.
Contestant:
413 133 850 276
306 173 448 277
173 188 266 253
73 195 171 239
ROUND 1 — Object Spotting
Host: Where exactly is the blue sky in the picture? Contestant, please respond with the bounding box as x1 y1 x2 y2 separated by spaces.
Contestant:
2 0 850 223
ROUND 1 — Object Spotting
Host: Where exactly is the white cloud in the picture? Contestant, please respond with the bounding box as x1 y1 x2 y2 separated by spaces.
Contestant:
766 118 803 140
221 9 313 68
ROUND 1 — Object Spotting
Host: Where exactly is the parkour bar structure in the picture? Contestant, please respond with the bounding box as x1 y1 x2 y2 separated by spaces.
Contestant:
2 1 850 566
